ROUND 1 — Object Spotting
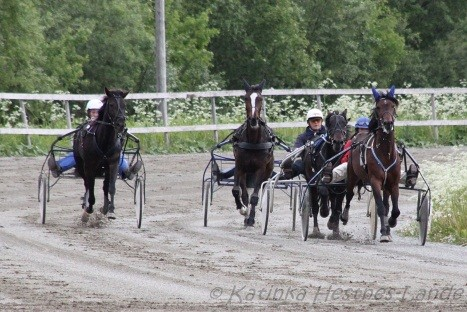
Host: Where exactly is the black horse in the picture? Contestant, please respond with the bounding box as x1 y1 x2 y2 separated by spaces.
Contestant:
73 88 128 222
343 86 401 242
303 110 348 239
232 79 275 226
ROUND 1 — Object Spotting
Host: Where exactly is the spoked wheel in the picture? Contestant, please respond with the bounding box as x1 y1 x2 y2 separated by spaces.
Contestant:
134 177 144 228
202 181 211 227
260 185 272 235
38 174 47 224
418 191 431 246
291 187 299 231
367 192 377 240
301 190 310 241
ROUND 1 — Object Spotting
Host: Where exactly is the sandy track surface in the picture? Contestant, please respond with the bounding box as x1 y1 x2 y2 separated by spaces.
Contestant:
0 147 466 311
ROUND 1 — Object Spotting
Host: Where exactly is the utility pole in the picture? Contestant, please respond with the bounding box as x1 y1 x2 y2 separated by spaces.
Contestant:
155 0 169 144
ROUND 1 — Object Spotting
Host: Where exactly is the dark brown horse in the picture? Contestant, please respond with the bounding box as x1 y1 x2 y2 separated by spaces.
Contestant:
74 88 128 222
343 86 400 242
232 79 275 226
303 110 348 239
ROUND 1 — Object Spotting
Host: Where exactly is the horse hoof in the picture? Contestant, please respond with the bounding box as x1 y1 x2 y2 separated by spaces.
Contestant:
340 210 349 225
327 232 343 240
239 207 248 216
327 219 338 231
388 217 397 228
81 212 90 223
308 227 325 239
380 235 391 243
244 218 254 227
100 206 109 215
107 212 116 220
320 206 329 218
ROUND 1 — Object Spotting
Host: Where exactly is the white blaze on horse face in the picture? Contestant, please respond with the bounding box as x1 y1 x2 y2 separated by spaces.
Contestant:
249 92 258 117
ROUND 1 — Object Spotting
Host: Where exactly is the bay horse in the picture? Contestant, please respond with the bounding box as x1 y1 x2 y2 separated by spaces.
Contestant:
73 88 128 222
342 86 400 242
303 110 348 239
232 79 275 226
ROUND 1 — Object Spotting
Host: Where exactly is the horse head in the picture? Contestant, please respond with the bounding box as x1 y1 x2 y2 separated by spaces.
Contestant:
325 109 348 153
243 79 266 129
371 86 398 134
101 87 128 134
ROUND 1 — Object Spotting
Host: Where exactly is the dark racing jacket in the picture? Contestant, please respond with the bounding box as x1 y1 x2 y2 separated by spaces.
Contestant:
293 125 327 149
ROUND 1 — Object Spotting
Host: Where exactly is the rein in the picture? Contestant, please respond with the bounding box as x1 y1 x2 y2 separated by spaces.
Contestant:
366 134 398 186
234 119 275 151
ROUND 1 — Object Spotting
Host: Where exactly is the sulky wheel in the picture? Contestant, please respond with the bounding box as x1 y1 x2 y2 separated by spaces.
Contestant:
291 187 299 231
301 191 311 241
38 174 48 224
367 192 377 240
260 186 272 235
134 177 144 228
202 181 211 227
418 192 431 246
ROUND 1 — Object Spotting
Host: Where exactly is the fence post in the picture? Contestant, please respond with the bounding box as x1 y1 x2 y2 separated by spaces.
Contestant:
64 100 72 129
158 99 169 145
19 100 31 146
430 94 439 142
316 95 322 110
210 97 218 142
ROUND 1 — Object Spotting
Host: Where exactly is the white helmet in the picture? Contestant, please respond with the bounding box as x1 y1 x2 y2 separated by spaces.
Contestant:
306 108 323 121
85 99 103 111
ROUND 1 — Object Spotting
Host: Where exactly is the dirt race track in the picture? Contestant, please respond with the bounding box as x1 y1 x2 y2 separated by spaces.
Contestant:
0 147 466 311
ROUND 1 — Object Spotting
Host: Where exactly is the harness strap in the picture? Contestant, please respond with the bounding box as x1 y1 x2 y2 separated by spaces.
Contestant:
235 141 274 150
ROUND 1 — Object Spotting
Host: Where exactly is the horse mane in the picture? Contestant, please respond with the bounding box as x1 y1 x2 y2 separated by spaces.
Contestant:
97 97 108 122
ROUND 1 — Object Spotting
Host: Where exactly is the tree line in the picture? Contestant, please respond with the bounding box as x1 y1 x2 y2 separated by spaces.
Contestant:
0 0 465 94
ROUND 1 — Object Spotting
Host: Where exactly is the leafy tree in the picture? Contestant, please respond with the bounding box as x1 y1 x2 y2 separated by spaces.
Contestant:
206 0 321 89
298 0 405 87
37 0 91 92
165 0 219 91
388 0 467 87
0 0 58 92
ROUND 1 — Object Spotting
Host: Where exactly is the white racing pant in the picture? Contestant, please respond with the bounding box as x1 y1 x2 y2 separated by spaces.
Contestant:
332 162 410 185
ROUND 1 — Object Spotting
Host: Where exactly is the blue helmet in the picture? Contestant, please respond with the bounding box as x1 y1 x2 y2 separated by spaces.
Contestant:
355 117 370 129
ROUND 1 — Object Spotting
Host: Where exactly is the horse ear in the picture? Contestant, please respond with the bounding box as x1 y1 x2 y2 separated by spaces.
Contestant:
342 109 347 119
122 91 129 98
371 86 381 102
242 78 250 92
388 85 396 98
105 87 110 96
258 79 266 90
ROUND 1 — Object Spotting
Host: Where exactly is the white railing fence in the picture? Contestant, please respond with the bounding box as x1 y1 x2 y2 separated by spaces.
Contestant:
1 88 466 144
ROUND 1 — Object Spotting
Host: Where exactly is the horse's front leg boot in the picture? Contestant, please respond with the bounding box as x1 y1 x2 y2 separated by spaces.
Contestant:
250 194 259 207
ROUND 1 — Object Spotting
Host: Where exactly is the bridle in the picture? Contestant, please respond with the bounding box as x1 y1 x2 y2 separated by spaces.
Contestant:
98 94 126 135
374 98 397 134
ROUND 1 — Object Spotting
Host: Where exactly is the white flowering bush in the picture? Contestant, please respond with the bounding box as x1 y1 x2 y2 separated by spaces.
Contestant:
404 151 467 244
0 99 22 127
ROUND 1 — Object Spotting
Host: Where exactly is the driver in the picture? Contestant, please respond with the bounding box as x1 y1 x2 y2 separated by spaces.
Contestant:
47 99 141 180
281 108 326 179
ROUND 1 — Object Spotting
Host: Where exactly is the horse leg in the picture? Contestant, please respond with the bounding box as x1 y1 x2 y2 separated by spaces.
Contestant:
327 196 342 239
232 172 247 215
101 174 110 215
82 177 96 222
106 165 119 219
330 194 345 239
371 183 390 242
309 188 324 238
341 166 358 225
388 186 400 228
323 187 338 231
246 188 258 226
